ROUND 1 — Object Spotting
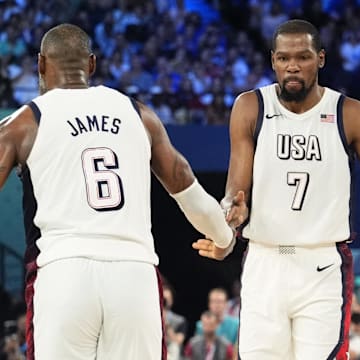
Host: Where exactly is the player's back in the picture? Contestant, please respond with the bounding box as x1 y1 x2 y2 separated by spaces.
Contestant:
24 86 157 266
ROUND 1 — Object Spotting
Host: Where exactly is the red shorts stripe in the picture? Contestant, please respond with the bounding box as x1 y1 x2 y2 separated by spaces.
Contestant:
25 261 38 360
156 268 167 360
330 242 353 360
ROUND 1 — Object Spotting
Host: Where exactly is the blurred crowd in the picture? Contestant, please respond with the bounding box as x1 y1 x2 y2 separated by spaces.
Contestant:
0 286 26 360
0 0 360 125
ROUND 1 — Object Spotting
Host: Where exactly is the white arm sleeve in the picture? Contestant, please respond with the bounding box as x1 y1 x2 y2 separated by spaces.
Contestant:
170 179 233 248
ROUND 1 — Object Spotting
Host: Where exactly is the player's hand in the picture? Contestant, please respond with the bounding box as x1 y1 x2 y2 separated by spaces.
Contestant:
192 237 236 261
225 190 248 229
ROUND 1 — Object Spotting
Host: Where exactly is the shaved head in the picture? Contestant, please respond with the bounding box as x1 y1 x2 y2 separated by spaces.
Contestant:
40 23 92 62
38 23 96 94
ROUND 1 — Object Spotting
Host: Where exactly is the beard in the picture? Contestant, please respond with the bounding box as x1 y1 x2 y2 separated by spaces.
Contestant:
279 77 316 103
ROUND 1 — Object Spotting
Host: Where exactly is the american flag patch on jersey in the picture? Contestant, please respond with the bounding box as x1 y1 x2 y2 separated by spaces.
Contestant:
320 113 335 123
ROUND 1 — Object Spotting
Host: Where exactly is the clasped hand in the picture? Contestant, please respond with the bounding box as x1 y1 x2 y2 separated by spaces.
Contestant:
192 191 248 260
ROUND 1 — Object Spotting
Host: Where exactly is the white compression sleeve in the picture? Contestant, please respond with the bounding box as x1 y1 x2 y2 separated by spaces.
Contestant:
170 179 233 248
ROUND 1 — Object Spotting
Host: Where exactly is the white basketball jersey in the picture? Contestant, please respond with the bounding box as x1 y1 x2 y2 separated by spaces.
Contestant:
25 86 158 266
242 84 352 246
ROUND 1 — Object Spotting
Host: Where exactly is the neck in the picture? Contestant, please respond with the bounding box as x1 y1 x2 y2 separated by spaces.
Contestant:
42 70 89 93
56 72 89 89
205 333 216 342
216 314 224 322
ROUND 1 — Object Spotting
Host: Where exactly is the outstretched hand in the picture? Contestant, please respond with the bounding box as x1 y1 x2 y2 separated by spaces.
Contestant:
192 237 235 261
192 190 246 261
225 190 248 229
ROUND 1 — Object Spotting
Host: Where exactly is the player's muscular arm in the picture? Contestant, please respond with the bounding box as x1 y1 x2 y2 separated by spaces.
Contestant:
342 97 360 159
139 101 233 249
192 93 257 259
139 102 195 194
0 106 38 190
0 120 17 189
222 91 258 228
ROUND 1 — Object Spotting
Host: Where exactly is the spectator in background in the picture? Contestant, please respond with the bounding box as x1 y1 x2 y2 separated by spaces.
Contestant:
162 280 188 359
184 311 233 360
149 85 174 125
261 1 289 49
229 43 250 93
350 312 360 360
279 0 303 16
15 311 26 357
155 0 183 16
353 292 360 314
0 21 26 59
0 300 26 360
195 288 239 345
1 333 25 360
9 56 38 105
173 77 205 124
225 279 240 318
91 57 118 88
0 286 12 338
94 12 116 58
303 0 329 28
205 92 230 125
0 0 359 122
163 308 181 360
188 61 212 96
338 29 360 91
0 58 17 108
108 48 131 83
120 54 154 92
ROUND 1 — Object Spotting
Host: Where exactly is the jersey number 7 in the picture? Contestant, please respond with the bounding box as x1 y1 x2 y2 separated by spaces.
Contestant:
287 172 309 211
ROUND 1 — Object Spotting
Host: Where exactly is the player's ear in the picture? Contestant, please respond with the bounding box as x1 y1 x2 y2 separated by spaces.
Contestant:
271 50 275 70
89 53 96 76
318 49 325 68
38 53 45 75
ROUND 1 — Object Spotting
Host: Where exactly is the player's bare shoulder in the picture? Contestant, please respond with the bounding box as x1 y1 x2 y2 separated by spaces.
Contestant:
342 95 360 147
136 100 168 148
0 105 39 165
230 90 259 136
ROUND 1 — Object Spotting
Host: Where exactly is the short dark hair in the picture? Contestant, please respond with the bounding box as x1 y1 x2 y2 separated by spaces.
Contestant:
272 19 322 52
208 287 228 301
40 23 92 59
201 310 217 319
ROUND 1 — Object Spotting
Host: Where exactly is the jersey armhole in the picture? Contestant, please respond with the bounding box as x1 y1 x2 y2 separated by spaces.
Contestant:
253 89 264 146
337 94 357 242
336 94 355 159
27 101 41 124
130 97 141 119
129 97 152 149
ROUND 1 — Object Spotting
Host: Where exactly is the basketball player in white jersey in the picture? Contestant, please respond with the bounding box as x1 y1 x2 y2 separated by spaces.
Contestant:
193 19 360 359
0 24 235 360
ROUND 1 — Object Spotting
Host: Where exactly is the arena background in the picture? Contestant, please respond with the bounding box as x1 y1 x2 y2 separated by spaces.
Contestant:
1 0 360 345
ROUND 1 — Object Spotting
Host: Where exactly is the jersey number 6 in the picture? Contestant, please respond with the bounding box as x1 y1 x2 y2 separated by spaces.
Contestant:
81 147 124 211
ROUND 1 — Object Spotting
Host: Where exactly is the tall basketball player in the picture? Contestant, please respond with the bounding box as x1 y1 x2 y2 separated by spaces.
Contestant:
193 19 360 360
0 24 235 359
